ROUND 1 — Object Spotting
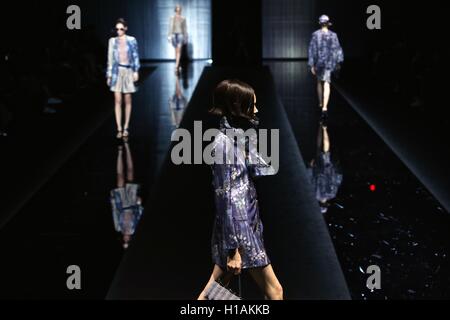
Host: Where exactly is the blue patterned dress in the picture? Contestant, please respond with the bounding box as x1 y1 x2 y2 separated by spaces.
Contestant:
210 117 276 270
308 29 344 83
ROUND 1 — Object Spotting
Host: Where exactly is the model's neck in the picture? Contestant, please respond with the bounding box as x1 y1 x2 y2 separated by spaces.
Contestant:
321 27 329 32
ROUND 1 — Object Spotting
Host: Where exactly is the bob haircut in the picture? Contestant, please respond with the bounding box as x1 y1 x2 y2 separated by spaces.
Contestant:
210 79 257 121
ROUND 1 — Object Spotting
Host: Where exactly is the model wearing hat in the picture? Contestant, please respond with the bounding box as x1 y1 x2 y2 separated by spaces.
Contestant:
308 15 344 119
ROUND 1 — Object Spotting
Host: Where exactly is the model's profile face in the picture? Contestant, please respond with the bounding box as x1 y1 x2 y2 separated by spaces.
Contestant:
116 23 127 36
253 94 258 115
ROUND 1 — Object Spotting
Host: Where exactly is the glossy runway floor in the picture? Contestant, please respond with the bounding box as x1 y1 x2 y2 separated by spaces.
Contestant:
0 61 207 299
107 65 350 300
267 61 450 299
0 60 449 300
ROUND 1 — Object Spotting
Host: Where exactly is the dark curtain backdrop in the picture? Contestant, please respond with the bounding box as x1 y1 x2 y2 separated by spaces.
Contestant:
77 0 212 60
262 0 383 60
212 0 262 66
262 0 317 59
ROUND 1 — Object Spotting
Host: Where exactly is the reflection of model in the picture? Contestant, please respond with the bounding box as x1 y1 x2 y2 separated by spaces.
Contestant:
198 80 283 300
169 74 187 128
110 142 143 249
308 15 344 118
307 121 343 213
168 5 187 73
107 18 141 139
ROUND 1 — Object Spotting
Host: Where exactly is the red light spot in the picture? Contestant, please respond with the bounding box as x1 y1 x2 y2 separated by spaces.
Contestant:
370 184 376 192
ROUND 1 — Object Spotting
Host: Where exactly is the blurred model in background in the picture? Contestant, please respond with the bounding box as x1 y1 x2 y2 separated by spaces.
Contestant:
168 5 188 74
308 15 344 119
107 18 140 139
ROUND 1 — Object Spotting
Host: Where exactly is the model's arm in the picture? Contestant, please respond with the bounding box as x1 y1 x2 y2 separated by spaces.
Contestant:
168 16 173 38
308 33 317 69
213 136 252 252
213 159 247 274
246 131 278 177
227 248 242 275
132 38 140 81
182 18 188 41
106 38 114 85
110 191 122 232
334 33 344 64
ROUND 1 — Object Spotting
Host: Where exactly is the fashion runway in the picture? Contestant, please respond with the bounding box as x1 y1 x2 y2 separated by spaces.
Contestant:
268 61 450 299
0 62 206 299
1 59 449 300
107 65 350 300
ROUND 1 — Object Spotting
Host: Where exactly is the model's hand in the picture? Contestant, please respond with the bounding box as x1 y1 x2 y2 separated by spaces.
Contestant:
107 77 111 87
133 72 139 82
227 249 242 275
311 67 316 75
168 36 172 43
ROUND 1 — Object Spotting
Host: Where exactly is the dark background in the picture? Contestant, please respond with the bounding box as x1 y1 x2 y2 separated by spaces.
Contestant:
0 0 448 300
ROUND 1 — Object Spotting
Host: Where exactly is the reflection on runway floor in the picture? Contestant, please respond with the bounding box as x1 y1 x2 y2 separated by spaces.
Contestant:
268 61 450 300
0 61 208 299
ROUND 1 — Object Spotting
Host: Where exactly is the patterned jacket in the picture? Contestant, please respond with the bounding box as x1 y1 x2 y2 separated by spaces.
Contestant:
107 35 140 87
308 30 344 72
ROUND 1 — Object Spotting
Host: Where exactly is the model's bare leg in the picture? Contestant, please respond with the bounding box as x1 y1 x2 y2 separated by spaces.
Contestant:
248 265 283 300
114 92 123 134
323 125 330 153
323 81 331 111
197 265 227 300
124 142 134 182
175 46 181 70
123 93 132 134
317 80 324 108
116 145 125 188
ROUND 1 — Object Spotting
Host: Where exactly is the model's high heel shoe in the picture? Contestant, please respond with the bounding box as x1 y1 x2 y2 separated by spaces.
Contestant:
123 128 129 138
116 130 123 139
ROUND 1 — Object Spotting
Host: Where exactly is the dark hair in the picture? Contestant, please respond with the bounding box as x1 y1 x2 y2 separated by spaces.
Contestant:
116 18 128 28
210 79 256 121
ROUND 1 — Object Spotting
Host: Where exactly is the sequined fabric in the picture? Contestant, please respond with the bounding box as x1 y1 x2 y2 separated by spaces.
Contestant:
210 117 276 270
308 29 344 83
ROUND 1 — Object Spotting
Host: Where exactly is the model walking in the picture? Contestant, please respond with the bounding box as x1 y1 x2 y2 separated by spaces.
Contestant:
308 15 344 119
168 5 188 73
107 18 140 139
197 80 283 300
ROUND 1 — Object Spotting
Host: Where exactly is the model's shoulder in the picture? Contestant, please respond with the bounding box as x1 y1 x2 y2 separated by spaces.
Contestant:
312 30 321 35
127 35 137 41
109 37 116 42
211 132 228 151
215 131 230 143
